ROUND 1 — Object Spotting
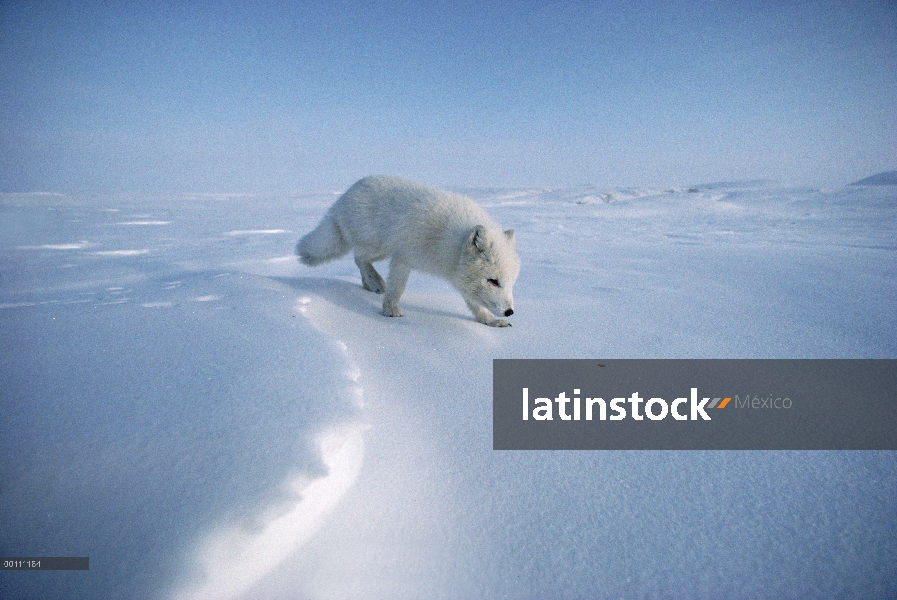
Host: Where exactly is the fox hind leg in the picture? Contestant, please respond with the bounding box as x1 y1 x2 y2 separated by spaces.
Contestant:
354 254 386 294
382 258 411 317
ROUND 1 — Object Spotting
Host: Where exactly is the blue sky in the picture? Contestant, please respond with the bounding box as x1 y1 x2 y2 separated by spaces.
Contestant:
1 0 895 192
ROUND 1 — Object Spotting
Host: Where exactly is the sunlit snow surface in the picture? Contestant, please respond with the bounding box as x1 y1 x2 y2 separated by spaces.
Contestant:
2 184 895 598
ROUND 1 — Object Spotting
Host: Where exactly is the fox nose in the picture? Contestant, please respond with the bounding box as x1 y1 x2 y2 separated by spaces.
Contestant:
504 308 514 317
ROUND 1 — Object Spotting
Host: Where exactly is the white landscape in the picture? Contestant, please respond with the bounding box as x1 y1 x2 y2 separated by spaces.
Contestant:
1 180 896 598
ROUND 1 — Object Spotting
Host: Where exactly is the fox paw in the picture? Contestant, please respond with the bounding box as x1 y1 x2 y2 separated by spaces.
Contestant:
487 318 512 327
472 307 513 327
382 304 403 318
362 279 385 294
477 314 511 327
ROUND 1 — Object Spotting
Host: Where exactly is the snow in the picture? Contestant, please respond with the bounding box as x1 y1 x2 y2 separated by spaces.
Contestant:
2 182 895 598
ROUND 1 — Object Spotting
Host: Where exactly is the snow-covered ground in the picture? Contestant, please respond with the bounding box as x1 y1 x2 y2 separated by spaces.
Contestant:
2 182 895 598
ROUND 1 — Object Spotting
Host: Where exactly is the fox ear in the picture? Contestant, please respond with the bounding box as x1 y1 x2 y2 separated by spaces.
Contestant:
504 229 515 245
467 225 489 255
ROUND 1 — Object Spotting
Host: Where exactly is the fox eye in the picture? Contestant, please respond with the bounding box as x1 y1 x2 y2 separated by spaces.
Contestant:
487 278 500 287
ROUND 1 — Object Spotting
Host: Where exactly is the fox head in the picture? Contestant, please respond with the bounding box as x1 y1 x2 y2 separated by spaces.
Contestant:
459 225 520 318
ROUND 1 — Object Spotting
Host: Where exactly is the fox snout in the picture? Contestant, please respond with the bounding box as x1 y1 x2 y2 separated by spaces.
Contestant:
504 308 514 317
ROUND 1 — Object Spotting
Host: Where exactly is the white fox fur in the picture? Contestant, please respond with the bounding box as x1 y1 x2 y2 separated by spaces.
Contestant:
297 176 520 327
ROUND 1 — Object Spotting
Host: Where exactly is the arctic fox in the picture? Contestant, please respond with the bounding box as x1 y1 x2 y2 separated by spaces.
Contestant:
297 176 520 327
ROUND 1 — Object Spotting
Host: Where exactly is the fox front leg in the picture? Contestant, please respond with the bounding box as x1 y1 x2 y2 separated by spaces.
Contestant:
465 297 511 327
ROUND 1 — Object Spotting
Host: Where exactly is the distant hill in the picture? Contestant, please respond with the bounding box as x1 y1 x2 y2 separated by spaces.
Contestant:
849 171 897 186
